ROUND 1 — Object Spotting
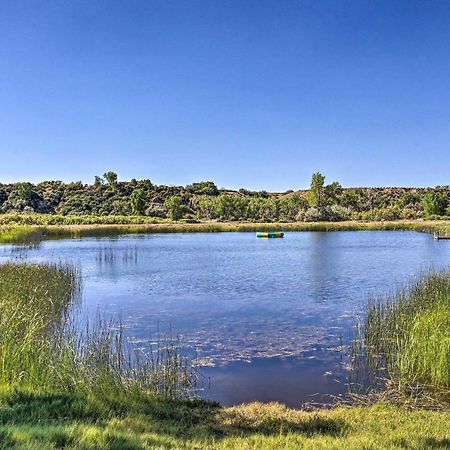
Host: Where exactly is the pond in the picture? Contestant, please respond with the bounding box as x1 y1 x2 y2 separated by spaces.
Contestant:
1 231 449 407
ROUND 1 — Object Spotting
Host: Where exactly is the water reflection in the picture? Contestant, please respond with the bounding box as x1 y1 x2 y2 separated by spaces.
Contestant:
0 231 449 406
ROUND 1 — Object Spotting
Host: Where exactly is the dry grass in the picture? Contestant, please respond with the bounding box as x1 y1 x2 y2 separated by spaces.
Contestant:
1 218 449 243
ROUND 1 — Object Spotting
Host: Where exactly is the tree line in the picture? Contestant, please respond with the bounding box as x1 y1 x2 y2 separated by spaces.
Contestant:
0 172 449 222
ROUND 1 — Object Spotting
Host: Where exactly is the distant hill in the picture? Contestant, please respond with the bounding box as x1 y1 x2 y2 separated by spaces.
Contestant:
0 173 449 222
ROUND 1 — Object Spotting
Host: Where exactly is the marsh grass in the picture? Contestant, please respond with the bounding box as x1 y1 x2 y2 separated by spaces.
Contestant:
1 217 449 244
96 245 138 264
0 226 46 244
0 262 198 401
349 271 450 404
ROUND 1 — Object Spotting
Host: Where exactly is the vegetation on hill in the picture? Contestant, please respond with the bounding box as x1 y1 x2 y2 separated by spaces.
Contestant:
1 171 449 222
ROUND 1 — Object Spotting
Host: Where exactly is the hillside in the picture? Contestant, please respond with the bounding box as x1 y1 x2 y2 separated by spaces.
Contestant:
1 172 449 222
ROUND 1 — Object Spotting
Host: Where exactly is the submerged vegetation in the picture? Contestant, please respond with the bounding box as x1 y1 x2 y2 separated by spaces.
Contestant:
0 264 449 448
0 256 450 447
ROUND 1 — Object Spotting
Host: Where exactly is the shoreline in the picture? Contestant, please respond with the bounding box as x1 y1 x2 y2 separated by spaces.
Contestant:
0 218 449 243
1 223 450 447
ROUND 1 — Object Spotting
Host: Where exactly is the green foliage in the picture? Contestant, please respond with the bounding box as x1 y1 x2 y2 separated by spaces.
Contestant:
213 195 249 221
186 181 219 196
164 195 184 220
422 190 449 216
304 205 351 222
361 271 450 393
93 175 104 187
130 188 147 215
0 262 197 398
103 171 118 186
307 172 326 208
324 181 343 205
307 173 342 209
0 173 448 222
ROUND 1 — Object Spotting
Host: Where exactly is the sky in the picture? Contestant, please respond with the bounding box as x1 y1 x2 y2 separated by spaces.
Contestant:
1 0 450 191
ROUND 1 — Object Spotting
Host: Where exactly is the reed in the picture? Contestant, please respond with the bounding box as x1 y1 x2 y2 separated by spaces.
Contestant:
0 262 197 401
350 271 450 401
1 218 449 244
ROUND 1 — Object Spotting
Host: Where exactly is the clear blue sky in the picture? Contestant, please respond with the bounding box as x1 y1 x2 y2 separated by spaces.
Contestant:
1 0 449 190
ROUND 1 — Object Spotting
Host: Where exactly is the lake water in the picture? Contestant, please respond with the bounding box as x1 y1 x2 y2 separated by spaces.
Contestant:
1 231 449 407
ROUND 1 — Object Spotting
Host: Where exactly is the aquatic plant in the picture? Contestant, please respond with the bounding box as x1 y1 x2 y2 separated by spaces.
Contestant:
0 262 197 400
350 271 450 401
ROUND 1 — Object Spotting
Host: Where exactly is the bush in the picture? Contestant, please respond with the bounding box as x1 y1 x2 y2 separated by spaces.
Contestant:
185 181 219 196
303 208 325 222
164 196 185 220
303 205 351 222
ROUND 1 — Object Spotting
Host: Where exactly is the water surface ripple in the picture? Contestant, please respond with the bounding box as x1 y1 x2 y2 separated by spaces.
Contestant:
1 231 449 406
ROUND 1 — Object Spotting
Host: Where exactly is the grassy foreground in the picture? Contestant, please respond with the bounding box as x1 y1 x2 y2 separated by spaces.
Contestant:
1 394 450 449
0 216 449 243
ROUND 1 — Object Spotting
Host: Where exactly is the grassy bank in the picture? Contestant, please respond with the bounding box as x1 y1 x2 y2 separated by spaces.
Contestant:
356 271 450 402
0 261 197 397
2 393 450 449
1 264 450 448
1 215 449 243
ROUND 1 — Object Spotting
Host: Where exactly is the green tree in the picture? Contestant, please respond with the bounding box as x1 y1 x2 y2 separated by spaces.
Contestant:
214 195 249 221
16 182 36 203
185 181 219 196
307 172 326 208
340 189 363 211
195 196 217 219
103 171 118 186
324 181 343 205
137 179 153 191
94 176 104 187
278 195 308 221
422 191 449 216
164 195 184 220
130 188 147 215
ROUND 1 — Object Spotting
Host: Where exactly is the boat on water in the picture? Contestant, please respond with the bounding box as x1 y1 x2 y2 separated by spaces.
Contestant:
256 231 284 238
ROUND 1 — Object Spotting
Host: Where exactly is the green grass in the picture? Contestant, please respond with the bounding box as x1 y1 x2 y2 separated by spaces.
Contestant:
0 262 197 397
0 392 450 449
1 215 449 243
356 271 450 398
2 257 450 448
0 225 46 244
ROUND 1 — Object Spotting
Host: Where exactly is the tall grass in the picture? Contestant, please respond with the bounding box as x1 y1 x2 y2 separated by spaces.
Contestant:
0 262 197 400
0 226 46 244
351 271 450 400
1 218 449 243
